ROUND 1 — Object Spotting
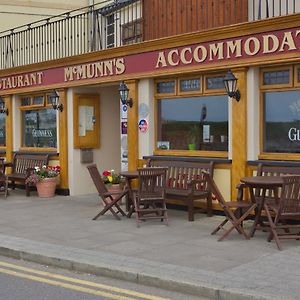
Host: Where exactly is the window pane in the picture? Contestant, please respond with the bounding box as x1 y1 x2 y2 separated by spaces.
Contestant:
157 96 228 151
32 95 44 105
298 69 300 83
0 114 6 146
22 109 57 148
263 70 290 85
206 76 225 90
157 81 175 94
263 91 300 153
179 79 201 92
21 97 30 106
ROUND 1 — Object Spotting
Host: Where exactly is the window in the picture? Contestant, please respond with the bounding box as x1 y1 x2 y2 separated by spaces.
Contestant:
122 19 142 45
156 74 228 153
106 14 115 48
0 114 6 147
20 93 57 149
261 66 300 155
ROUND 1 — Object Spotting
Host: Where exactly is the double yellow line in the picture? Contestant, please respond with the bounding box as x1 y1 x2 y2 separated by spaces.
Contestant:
0 261 169 300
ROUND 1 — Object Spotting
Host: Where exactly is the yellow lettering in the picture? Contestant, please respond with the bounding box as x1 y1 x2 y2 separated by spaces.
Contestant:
226 40 242 58
23 74 30 86
104 60 113 76
87 64 95 79
244 37 260 56
180 47 193 64
263 34 279 54
156 51 167 68
279 31 297 52
64 67 74 81
194 45 207 63
167 49 179 66
209 42 224 60
36 72 43 84
115 58 125 75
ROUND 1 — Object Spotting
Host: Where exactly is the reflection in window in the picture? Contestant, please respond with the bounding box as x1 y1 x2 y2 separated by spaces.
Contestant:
206 76 224 90
157 81 175 94
263 90 300 153
263 70 290 85
22 109 57 148
157 96 228 151
0 114 5 146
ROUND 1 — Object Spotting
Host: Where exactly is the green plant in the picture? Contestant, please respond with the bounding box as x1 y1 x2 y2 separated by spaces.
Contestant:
102 170 123 184
25 165 60 185
188 124 199 145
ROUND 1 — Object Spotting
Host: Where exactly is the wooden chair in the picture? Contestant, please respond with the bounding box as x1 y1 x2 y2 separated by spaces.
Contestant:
265 175 300 250
203 172 257 241
0 158 8 198
87 164 127 220
133 167 168 227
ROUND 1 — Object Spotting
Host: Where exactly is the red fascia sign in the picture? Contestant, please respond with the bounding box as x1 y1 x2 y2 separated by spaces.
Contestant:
0 26 299 92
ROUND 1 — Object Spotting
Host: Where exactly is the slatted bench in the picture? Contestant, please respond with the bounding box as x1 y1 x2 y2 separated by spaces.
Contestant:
147 158 214 221
5 153 49 196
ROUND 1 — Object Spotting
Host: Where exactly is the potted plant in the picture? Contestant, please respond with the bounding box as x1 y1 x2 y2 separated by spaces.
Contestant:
188 124 199 150
25 165 60 198
102 169 124 193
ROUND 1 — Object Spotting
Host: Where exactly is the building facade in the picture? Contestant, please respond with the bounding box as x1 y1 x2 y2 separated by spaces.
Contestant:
0 0 299 208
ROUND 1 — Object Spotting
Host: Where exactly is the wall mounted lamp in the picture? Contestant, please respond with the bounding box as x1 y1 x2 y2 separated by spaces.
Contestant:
223 70 241 102
50 90 63 112
0 96 8 115
119 81 133 108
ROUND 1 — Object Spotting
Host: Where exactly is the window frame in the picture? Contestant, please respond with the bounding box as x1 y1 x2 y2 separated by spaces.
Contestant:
20 92 58 152
259 65 300 160
154 73 228 158
121 18 143 45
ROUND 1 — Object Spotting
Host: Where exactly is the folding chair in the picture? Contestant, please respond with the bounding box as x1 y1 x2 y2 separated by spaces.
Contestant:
265 175 300 250
203 172 257 241
133 167 168 227
87 164 127 220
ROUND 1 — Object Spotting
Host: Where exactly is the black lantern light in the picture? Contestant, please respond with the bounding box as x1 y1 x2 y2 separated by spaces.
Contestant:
50 90 63 112
0 96 8 115
119 81 133 108
223 70 241 102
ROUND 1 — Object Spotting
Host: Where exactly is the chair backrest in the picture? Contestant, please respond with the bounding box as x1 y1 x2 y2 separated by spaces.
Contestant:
87 164 108 196
279 175 300 216
255 164 300 198
137 167 168 200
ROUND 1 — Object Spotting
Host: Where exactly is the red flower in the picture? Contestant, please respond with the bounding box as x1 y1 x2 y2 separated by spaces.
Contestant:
102 170 111 176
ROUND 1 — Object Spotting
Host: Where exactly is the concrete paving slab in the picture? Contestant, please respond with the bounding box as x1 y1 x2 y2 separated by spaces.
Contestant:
0 190 299 299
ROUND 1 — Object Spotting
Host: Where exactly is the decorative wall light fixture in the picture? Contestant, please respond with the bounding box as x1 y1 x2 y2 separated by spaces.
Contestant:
223 70 241 102
0 96 8 115
50 90 63 112
119 81 133 108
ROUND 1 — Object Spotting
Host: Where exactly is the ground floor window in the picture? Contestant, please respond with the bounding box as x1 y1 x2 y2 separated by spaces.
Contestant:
261 66 300 154
157 96 228 151
21 93 57 149
0 114 5 146
263 90 300 153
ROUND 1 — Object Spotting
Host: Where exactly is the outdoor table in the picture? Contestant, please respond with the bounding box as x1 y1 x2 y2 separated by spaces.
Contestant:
120 170 138 217
240 176 284 237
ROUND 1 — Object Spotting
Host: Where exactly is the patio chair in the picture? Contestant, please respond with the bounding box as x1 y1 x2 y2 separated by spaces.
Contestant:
265 175 300 250
203 172 257 241
87 164 127 220
0 158 8 198
133 167 168 227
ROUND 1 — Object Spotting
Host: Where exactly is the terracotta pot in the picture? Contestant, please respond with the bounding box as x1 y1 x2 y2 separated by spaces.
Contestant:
106 184 123 203
36 178 57 198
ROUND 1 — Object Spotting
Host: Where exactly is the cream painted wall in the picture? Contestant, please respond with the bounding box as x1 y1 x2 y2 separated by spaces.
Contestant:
67 85 121 195
138 79 154 158
214 168 231 202
247 67 260 160
0 1 91 31
12 95 21 151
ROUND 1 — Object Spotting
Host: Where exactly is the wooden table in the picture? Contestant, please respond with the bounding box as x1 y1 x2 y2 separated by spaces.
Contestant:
120 171 138 217
240 176 284 237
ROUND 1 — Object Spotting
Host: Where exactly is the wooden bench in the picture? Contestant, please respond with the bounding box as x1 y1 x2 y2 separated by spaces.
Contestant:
6 153 49 196
147 158 214 221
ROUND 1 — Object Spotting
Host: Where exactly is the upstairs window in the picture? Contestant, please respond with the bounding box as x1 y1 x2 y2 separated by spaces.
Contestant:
122 18 142 45
106 14 115 48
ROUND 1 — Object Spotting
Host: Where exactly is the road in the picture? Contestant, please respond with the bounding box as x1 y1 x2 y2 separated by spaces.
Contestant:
0 256 206 300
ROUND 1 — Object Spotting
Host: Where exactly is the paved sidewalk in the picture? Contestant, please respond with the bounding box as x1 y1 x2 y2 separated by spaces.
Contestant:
0 190 299 299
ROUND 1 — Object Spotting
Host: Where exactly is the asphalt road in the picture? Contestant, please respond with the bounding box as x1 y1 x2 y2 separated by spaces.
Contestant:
0 256 206 300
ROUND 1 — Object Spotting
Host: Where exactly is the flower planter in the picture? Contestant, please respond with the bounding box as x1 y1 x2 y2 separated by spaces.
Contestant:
106 184 123 204
36 178 57 198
